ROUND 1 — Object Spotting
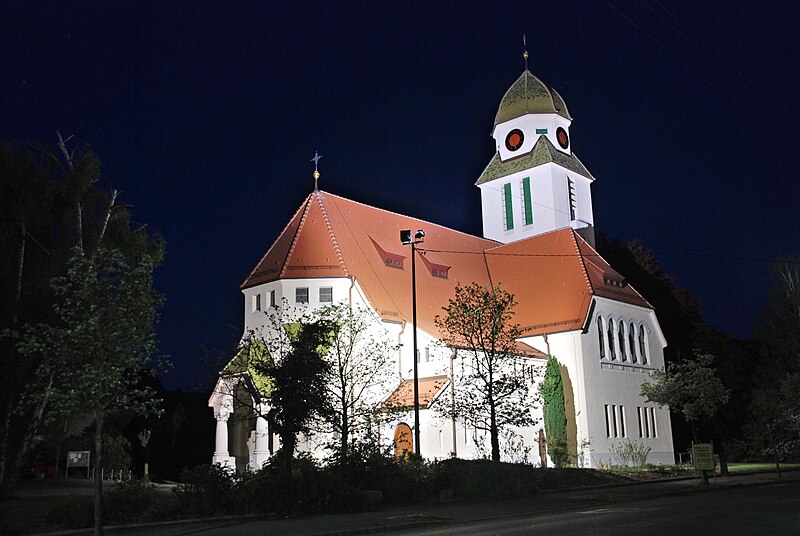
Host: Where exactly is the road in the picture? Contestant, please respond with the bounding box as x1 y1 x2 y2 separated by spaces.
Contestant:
394 480 800 536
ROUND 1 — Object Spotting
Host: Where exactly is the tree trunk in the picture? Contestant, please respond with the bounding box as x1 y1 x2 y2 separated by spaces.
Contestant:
489 391 499 462
3 373 53 496
340 398 349 460
94 410 104 536
12 205 26 327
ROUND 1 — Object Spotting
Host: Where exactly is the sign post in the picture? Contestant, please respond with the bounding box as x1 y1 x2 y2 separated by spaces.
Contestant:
66 450 90 478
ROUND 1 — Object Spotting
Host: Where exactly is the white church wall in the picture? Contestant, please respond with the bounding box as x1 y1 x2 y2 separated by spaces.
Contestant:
581 297 674 466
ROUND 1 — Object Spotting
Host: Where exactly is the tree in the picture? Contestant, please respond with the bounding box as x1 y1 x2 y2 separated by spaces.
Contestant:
0 136 164 536
540 355 569 467
315 304 395 460
435 283 537 462
257 321 332 475
640 351 729 483
0 135 163 503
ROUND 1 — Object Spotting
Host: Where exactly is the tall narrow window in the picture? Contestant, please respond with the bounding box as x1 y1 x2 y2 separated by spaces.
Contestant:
611 404 619 438
618 321 627 362
597 317 605 359
567 177 576 221
607 319 616 360
639 326 648 365
269 289 276 307
637 407 644 438
253 293 261 312
649 407 657 438
521 177 533 225
503 182 514 230
618 406 626 437
629 322 637 363
604 405 611 438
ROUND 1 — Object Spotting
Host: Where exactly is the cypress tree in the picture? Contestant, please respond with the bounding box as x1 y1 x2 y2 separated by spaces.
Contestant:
540 355 569 466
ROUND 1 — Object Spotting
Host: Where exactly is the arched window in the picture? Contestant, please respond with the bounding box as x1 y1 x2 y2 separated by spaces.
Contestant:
597 316 606 359
629 322 637 364
639 324 648 365
607 318 616 360
618 321 627 362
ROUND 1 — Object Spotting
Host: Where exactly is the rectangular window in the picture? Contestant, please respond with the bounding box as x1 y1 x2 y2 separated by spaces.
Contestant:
503 182 514 230
521 177 533 225
649 407 657 438
438 430 444 451
567 177 576 221
295 287 309 304
618 405 626 438
424 347 431 362
253 293 261 312
270 290 276 307
611 405 618 438
604 405 612 438
637 407 644 438
319 286 333 303
535 128 548 134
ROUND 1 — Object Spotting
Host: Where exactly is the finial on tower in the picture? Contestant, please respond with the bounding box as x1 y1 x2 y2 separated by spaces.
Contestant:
310 150 322 190
522 34 529 71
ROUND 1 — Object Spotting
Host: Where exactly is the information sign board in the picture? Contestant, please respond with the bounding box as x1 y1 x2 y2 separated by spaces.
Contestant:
692 443 714 471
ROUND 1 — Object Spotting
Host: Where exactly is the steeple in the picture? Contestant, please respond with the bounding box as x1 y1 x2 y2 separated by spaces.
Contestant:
477 65 595 246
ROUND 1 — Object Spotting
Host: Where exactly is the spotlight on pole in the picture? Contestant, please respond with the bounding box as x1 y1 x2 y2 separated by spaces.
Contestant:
400 228 424 457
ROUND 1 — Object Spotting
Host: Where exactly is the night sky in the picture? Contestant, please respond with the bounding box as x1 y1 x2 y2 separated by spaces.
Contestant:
3 2 798 391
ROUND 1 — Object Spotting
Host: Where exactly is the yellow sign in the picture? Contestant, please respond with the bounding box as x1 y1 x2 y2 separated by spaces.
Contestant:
692 443 714 471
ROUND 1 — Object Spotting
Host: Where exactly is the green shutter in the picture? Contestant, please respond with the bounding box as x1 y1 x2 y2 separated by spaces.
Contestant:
503 183 514 230
535 128 548 134
522 177 533 225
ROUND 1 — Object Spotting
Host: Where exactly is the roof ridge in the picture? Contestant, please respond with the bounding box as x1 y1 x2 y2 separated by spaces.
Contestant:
574 234 654 309
280 193 315 279
319 190 499 247
569 228 595 296
313 191 349 276
241 193 311 287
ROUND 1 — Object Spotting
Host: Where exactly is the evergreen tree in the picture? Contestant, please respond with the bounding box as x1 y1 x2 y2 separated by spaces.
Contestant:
540 355 569 467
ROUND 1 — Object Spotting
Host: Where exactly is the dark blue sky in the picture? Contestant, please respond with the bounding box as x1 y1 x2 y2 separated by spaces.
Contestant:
3 2 798 390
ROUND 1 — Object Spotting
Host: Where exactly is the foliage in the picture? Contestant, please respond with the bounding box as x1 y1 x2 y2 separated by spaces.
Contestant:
435 283 538 461
257 321 333 472
0 136 165 536
540 355 569 467
610 439 652 467
640 351 729 439
174 464 241 516
315 304 395 460
104 479 161 524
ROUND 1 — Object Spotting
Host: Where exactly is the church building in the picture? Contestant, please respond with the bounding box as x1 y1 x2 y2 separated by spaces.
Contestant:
209 65 675 469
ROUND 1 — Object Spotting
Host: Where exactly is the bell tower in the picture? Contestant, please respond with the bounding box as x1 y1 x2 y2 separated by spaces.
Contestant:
476 68 596 246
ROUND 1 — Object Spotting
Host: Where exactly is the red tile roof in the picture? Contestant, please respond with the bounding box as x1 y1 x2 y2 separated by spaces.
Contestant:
242 191 651 339
382 376 449 411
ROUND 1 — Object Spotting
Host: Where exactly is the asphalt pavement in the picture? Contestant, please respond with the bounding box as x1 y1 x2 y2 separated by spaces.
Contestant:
25 470 800 536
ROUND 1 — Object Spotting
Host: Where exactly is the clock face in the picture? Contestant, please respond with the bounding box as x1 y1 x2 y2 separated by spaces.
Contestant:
556 127 569 150
505 129 524 151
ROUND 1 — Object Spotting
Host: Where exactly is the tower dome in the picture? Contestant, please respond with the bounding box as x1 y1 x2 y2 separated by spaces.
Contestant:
494 70 572 126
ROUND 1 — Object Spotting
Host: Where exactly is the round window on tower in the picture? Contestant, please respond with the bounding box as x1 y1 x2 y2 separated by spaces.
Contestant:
556 127 570 150
505 129 524 151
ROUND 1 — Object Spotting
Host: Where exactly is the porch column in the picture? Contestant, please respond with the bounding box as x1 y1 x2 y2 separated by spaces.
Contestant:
251 403 270 470
212 405 235 469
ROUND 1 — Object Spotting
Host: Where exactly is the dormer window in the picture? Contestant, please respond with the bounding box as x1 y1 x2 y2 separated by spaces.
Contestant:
603 275 626 288
370 236 406 270
420 250 450 279
384 254 404 269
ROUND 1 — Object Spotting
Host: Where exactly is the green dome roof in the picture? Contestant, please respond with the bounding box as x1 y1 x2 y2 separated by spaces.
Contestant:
494 70 572 125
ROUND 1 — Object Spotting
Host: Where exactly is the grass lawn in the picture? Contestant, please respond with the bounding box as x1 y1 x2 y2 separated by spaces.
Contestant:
727 463 800 474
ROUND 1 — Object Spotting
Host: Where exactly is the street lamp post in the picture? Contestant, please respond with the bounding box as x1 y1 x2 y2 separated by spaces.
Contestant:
401 229 424 457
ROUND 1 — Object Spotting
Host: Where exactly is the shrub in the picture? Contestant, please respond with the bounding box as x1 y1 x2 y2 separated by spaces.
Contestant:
174 464 241 516
105 479 161 524
610 439 651 467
